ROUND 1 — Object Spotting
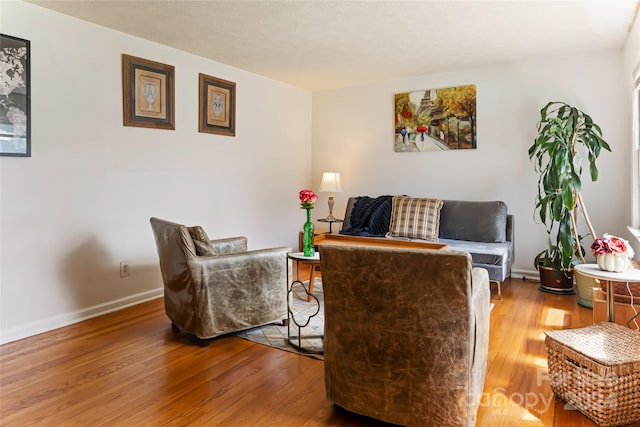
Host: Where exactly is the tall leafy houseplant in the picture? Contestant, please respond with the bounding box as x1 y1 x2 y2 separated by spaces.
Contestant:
528 102 610 293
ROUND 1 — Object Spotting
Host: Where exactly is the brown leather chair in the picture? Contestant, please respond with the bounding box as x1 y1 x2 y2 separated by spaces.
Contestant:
319 244 491 427
150 217 290 344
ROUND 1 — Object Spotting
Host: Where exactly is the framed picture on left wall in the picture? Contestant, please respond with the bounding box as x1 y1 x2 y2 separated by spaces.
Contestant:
122 54 175 130
198 73 236 136
0 34 31 157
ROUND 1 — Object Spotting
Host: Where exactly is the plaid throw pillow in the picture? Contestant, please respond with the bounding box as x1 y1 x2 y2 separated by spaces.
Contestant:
386 196 443 241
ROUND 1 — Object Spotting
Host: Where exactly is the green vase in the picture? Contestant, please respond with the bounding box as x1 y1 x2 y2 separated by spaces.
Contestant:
303 208 315 257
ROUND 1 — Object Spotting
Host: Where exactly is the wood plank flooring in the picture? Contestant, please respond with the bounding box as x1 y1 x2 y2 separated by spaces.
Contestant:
1 277 638 426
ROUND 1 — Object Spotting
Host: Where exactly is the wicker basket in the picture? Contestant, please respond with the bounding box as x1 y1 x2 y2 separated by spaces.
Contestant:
545 322 640 427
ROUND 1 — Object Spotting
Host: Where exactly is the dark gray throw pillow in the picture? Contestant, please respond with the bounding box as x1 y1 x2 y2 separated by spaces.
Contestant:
438 200 508 243
188 226 216 256
193 239 216 256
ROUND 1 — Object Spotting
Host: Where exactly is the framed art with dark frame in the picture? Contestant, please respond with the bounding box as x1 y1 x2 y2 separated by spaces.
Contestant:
0 34 31 157
198 73 236 136
122 54 175 130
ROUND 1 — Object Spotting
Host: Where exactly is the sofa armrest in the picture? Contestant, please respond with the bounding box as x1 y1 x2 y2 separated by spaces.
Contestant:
210 236 248 255
506 214 514 243
506 214 515 270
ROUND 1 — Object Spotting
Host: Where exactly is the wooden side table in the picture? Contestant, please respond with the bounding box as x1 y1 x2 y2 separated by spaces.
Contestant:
317 218 343 234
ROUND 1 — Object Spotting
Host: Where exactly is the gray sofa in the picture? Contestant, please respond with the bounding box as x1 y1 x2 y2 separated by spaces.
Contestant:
340 197 514 296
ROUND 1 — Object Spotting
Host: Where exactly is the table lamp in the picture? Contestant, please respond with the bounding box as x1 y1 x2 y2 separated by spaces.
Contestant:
319 172 343 220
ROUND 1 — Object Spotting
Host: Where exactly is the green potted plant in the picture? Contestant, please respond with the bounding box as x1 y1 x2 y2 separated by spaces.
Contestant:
529 101 611 294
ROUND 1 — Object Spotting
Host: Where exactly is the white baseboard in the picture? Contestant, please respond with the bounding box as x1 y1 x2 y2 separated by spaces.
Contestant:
0 288 163 345
511 268 540 282
0 270 542 345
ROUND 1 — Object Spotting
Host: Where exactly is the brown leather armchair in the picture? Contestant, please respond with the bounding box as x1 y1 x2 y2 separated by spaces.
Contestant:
150 217 290 343
319 244 491 427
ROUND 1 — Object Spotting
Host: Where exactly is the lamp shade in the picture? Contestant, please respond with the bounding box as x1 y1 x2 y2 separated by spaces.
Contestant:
319 172 343 193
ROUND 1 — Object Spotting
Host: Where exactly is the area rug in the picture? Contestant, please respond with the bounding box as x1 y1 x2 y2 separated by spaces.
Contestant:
234 280 495 360
234 279 325 359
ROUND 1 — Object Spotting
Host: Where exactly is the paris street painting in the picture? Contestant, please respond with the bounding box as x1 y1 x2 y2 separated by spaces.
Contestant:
0 34 30 157
394 84 476 153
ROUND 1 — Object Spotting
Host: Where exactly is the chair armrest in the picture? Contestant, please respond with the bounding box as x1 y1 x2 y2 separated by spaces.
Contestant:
471 267 490 310
190 246 291 285
210 236 247 255
470 266 491 354
469 266 491 405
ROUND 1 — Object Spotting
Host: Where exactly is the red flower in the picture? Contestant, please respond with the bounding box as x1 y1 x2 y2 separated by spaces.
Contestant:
590 234 634 258
590 237 610 256
299 189 318 209
607 236 628 254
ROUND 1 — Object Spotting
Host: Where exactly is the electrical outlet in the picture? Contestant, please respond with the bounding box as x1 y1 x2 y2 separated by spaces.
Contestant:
120 261 130 278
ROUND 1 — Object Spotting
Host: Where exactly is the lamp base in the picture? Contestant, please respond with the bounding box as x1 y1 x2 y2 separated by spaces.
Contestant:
326 194 335 221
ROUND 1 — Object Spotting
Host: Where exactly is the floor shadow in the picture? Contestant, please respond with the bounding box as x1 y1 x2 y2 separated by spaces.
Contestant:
329 404 404 426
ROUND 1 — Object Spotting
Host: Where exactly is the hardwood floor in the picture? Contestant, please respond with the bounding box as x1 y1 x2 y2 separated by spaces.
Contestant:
1 277 638 427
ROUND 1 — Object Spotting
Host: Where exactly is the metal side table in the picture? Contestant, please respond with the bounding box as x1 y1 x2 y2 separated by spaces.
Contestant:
286 251 324 354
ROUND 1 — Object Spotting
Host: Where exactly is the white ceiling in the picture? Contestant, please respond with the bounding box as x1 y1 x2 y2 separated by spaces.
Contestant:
27 0 639 91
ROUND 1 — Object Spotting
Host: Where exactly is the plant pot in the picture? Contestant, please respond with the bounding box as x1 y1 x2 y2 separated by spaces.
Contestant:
575 268 598 308
538 266 575 295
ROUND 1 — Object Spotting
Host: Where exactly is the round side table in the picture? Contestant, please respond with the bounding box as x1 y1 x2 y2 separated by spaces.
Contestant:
286 252 323 354
574 264 640 323
317 218 343 234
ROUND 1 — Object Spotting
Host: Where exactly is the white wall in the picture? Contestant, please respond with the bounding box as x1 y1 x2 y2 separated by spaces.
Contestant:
2 1 635 343
0 1 312 343
623 12 640 257
312 50 628 277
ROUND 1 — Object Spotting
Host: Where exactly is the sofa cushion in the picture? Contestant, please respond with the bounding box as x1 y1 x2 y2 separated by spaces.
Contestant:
439 238 513 282
440 239 512 266
188 226 215 256
386 196 443 241
439 200 508 243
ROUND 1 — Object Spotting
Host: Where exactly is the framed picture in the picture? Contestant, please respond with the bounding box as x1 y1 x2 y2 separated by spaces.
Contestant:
0 34 31 157
394 84 476 152
198 73 236 136
122 54 175 130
